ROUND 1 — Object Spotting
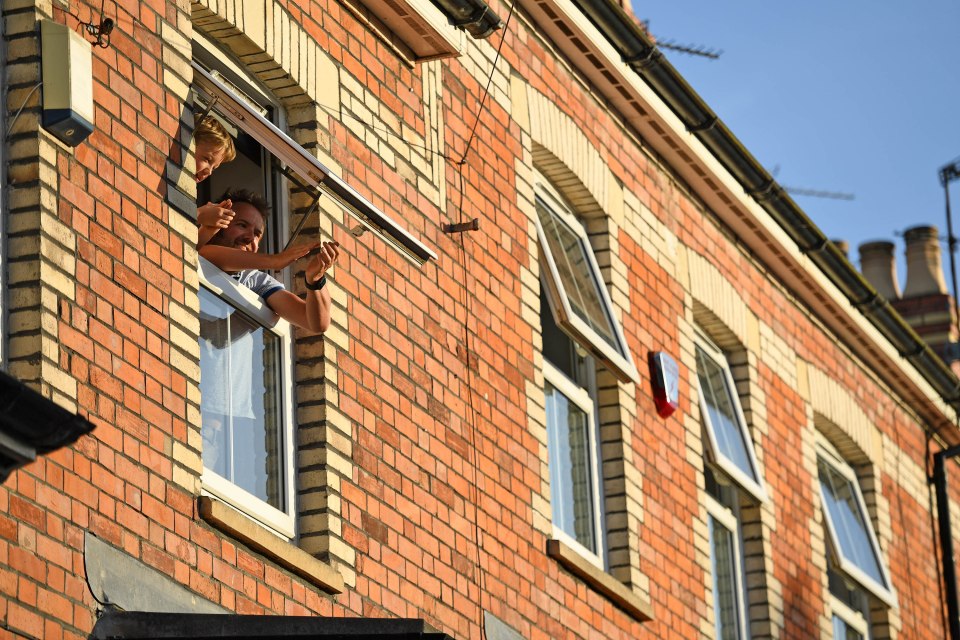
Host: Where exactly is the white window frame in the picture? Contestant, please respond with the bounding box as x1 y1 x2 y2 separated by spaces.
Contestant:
543 360 605 569
193 38 299 539
816 440 897 608
694 331 767 503
830 594 869 640
534 174 639 384
198 258 297 538
706 493 750 640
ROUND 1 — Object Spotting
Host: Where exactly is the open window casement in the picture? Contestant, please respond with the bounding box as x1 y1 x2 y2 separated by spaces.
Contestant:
817 441 897 608
694 331 767 503
192 61 438 267
534 177 639 384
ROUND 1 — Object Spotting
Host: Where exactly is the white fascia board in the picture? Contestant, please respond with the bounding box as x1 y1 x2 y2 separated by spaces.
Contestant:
521 0 955 428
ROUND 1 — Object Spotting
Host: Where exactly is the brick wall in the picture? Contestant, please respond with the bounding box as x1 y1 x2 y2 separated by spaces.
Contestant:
2 1 959 639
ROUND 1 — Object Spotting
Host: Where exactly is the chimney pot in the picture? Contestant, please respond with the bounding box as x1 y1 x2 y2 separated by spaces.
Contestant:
902 225 947 297
858 241 901 300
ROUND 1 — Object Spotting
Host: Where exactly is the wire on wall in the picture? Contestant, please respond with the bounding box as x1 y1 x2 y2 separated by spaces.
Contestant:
446 3 519 638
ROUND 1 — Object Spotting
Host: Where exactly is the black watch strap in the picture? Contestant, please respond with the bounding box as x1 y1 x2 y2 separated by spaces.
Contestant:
305 274 327 291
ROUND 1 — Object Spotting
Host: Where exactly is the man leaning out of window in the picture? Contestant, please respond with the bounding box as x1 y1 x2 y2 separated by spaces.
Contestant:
198 188 339 333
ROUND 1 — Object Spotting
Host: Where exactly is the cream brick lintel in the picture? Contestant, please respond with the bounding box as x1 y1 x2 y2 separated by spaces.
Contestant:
804 363 882 465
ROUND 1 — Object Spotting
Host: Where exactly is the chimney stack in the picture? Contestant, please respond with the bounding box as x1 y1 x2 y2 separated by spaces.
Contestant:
891 225 957 364
858 241 901 300
902 225 947 297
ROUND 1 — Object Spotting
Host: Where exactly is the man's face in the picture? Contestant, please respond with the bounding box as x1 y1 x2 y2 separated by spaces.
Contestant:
195 140 225 183
209 202 265 253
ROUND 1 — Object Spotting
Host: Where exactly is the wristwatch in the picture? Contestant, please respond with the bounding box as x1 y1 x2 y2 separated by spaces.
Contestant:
305 274 327 291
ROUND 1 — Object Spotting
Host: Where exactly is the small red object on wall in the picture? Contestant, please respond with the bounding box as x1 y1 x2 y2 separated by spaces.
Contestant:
649 351 679 418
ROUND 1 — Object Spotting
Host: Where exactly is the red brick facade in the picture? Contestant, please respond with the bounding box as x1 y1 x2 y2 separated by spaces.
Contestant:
2 1 959 639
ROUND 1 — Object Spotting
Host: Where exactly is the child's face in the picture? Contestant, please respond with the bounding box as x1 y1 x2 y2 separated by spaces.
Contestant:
195 140 226 183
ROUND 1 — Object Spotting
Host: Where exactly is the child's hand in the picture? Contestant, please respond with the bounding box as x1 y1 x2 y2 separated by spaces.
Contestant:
197 199 234 229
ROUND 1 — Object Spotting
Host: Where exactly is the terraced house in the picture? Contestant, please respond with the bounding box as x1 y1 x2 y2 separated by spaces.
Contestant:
3 0 960 638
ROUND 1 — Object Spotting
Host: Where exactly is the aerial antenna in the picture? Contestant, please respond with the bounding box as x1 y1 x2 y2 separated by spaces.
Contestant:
771 164 855 201
642 20 722 60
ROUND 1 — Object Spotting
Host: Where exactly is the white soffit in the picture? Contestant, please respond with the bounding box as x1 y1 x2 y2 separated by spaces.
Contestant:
353 0 464 61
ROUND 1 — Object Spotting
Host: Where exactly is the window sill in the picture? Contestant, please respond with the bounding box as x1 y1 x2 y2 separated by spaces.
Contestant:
546 539 653 622
198 496 343 594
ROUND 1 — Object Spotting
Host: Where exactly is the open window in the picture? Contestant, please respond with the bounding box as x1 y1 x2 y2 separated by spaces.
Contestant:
192 39 299 537
535 172 638 571
817 440 896 613
534 175 638 384
694 331 766 502
191 61 437 267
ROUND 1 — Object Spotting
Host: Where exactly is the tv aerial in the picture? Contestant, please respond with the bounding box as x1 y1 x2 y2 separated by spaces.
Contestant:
771 165 855 201
642 20 722 60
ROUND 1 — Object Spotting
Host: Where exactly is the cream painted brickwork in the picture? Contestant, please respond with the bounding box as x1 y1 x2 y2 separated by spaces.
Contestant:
800 408 835 640
685 248 755 352
677 307 718 638
5 2 79 413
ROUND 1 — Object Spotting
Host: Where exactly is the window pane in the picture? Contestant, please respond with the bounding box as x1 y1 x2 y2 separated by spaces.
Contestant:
200 288 285 510
696 345 757 480
536 201 619 352
832 615 864 640
818 457 886 587
709 515 744 640
545 380 597 553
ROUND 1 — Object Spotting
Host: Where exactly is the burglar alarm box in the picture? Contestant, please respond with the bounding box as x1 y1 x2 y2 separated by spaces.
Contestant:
649 351 679 418
41 20 94 147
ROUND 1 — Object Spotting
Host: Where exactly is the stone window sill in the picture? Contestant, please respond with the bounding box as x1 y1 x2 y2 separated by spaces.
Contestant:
546 539 654 622
198 496 343 594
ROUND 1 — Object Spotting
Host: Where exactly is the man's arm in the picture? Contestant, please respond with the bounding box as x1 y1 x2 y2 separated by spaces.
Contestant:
264 242 339 334
199 242 318 272
265 286 332 334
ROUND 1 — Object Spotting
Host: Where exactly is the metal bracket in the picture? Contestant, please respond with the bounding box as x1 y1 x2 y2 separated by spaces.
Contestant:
443 219 479 234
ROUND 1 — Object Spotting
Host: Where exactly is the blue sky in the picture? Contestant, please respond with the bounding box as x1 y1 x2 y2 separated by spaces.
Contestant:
632 1 960 292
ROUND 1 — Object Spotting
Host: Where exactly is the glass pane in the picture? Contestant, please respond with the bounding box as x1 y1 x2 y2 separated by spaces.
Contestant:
200 288 285 510
829 566 869 615
832 615 865 640
709 515 744 640
818 457 886 587
545 381 597 553
537 200 620 353
696 346 758 481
